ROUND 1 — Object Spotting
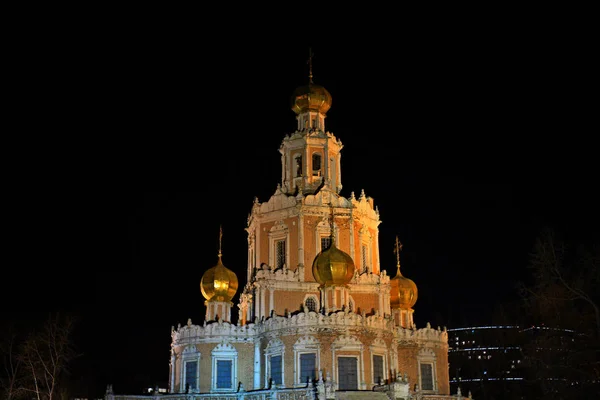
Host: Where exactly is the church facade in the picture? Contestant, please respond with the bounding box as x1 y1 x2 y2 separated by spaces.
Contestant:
107 66 470 400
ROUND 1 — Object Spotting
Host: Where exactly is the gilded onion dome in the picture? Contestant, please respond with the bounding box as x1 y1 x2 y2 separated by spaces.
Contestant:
312 241 355 286
291 83 332 115
291 49 332 115
200 228 238 302
390 237 418 309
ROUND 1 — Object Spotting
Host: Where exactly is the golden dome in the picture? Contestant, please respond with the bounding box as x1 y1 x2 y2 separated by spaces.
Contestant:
390 264 418 309
291 83 332 115
312 242 355 286
200 254 239 302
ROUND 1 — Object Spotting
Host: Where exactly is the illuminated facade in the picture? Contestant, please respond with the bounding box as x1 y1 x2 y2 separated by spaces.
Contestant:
106 65 469 400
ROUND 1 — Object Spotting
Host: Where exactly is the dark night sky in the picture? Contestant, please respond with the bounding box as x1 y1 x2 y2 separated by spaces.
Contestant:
3 22 598 398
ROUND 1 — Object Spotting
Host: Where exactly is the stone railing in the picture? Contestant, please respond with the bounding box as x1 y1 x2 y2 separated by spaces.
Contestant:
106 385 316 400
105 382 471 400
173 310 447 348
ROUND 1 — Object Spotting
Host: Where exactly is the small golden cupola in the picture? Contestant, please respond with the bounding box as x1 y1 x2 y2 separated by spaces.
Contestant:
390 236 418 328
312 240 355 286
290 48 332 131
312 207 355 287
200 226 238 322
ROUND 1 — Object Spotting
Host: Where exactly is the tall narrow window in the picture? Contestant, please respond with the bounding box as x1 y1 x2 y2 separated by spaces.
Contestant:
312 153 321 176
305 297 317 312
373 355 384 385
321 236 331 251
276 239 286 269
295 155 303 177
211 343 237 392
299 353 316 384
181 346 200 393
420 363 434 390
185 361 197 390
216 360 233 389
270 355 282 385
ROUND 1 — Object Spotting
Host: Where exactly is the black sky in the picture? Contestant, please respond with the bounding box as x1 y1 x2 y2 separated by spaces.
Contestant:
3 23 598 397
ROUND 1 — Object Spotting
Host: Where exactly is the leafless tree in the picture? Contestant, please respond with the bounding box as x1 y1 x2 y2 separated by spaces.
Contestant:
0 313 77 400
0 325 23 400
518 227 600 399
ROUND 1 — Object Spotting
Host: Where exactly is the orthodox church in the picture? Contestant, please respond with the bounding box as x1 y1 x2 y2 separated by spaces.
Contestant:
107 60 470 400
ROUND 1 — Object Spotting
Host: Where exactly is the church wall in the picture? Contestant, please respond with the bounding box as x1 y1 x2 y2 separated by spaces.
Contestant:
335 217 351 255
303 215 320 281
288 216 299 270
258 221 274 268
397 345 419 390
368 226 379 274
435 346 450 395
280 335 299 388
351 220 361 269
273 290 319 315
235 342 255 391
197 343 214 393
349 292 380 316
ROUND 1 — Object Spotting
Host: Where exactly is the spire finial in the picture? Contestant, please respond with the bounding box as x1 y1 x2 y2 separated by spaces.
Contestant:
218 225 223 257
393 235 403 274
307 47 314 84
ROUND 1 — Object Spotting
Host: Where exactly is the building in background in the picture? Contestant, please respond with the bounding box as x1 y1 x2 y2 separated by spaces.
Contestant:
448 325 581 399
106 60 468 400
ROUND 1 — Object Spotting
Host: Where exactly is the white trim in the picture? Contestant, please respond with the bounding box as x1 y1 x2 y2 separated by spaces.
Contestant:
180 345 200 393
211 343 238 392
303 294 319 312
269 221 289 269
417 348 437 393
370 338 387 385
265 338 285 388
315 218 337 253
337 355 360 390
293 336 321 386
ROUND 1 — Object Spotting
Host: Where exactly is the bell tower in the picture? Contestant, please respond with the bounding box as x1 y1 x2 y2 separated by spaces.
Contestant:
280 49 342 196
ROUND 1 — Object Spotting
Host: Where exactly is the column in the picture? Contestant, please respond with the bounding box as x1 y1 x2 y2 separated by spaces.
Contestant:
298 212 304 272
349 217 355 266
254 340 261 389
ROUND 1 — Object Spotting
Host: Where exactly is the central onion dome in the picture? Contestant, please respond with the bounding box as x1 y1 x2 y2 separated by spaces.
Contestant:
312 240 355 286
291 82 332 115
390 263 418 309
200 229 238 302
